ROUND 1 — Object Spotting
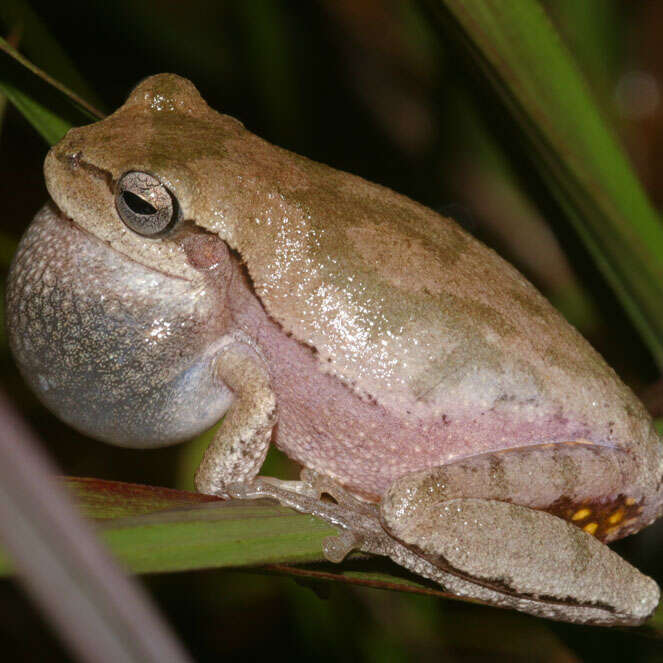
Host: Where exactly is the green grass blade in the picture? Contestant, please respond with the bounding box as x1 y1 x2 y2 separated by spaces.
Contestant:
52 478 478 602
65 477 222 520
0 37 102 144
421 0 663 368
0 478 336 574
0 0 103 109
101 501 335 573
1 475 661 632
66 478 339 571
0 478 481 597
0 40 72 144
0 398 192 662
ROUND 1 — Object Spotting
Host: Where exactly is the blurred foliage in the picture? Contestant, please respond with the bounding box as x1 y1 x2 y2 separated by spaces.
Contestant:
3 0 663 661
423 0 663 372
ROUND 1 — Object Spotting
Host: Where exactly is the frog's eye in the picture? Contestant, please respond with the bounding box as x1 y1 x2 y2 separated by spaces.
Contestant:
115 171 180 237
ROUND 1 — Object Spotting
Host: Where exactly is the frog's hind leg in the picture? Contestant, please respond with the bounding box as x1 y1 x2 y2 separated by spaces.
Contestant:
382 442 648 543
381 444 660 625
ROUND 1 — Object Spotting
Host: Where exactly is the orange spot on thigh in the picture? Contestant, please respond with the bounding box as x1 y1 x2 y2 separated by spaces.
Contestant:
583 522 598 535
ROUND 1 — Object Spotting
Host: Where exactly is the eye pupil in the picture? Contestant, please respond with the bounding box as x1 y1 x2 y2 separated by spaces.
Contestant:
115 172 180 237
122 191 157 215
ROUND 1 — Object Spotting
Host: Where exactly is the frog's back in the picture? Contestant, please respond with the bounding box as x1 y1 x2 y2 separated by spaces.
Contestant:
208 136 650 459
41 73 648 459
40 73 660 502
50 73 643 460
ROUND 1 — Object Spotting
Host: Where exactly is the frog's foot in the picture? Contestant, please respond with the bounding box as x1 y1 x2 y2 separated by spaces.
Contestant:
229 444 661 626
227 470 380 562
224 475 641 625
298 468 381 516
385 495 660 626
319 529 362 563
226 475 387 563
298 469 385 560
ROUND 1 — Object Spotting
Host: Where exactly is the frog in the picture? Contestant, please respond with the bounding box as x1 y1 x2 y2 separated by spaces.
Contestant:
6 73 663 626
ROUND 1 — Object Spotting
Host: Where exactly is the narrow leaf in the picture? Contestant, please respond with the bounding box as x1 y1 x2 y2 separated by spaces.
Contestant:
421 0 663 368
0 477 450 598
100 501 336 573
0 394 192 663
66 476 221 521
0 475 661 632
0 37 102 144
0 0 103 108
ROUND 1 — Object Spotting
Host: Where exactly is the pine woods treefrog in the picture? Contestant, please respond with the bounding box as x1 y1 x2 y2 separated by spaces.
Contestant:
6 74 663 626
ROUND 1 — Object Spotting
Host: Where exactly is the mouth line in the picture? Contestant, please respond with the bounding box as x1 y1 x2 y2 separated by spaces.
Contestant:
52 150 222 283
48 201 194 284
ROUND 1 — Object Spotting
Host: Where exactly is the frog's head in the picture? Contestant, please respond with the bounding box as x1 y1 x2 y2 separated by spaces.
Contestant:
43 73 247 282
5 75 246 447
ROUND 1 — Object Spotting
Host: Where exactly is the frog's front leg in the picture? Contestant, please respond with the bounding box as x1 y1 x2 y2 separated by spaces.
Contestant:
381 444 660 625
194 335 276 497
